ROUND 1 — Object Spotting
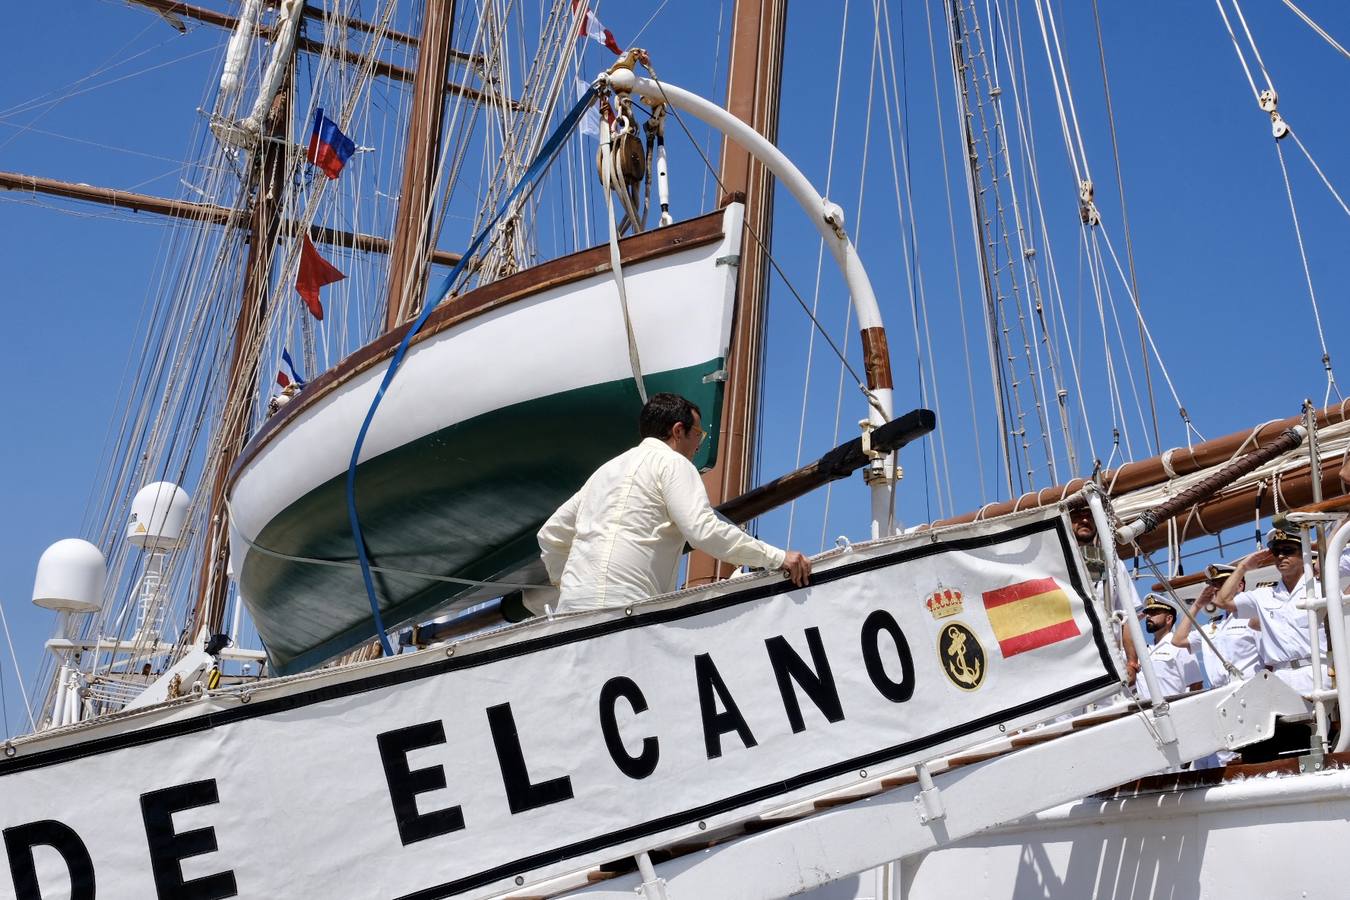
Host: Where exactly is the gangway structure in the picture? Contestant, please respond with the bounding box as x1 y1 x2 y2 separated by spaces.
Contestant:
545 676 1307 900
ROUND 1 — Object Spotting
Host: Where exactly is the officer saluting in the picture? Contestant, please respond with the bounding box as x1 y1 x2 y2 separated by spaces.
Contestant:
1211 527 1328 696
1134 595 1200 702
1170 563 1259 688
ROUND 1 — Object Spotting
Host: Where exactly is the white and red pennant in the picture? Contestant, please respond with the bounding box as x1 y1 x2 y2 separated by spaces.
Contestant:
573 1 623 55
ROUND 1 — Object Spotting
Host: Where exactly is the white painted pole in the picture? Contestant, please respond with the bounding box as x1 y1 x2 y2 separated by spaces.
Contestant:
1298 531 1329 744
52 663 70 729
65 670 81 725
1085 489 1177 746
619 72 898 535
1324 518 1350 752
230 588 245 647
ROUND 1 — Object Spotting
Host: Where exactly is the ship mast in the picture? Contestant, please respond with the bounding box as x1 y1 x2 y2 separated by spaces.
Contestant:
383 0 458 330
687 0 789 586
191 74 294 636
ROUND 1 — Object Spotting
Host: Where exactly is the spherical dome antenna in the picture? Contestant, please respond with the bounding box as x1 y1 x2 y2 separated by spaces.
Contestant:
32 539 106 614
127 482 191 550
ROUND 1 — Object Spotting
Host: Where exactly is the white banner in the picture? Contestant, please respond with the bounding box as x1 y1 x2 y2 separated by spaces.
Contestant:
0 509 1121 900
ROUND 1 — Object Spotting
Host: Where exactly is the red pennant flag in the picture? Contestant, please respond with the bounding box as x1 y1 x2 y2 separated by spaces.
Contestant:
295 235 344 320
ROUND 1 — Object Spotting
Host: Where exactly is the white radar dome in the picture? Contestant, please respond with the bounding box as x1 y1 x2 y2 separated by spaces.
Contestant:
32 539 106 614
127 482 192 550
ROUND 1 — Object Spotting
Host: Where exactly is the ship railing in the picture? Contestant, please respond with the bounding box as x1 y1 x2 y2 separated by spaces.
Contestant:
1084 488 1180 746
1288 510 1350 753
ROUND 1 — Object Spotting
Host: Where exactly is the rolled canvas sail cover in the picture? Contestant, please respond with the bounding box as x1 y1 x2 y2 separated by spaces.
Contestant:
0 506 1122 899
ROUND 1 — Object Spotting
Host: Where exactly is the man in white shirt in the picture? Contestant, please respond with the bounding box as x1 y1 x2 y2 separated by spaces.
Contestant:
538 393 811 613
1134 595 1200 702
1170 563 1259 689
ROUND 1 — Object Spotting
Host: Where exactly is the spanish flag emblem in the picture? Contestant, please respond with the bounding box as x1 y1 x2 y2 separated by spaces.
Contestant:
981 577 1080 658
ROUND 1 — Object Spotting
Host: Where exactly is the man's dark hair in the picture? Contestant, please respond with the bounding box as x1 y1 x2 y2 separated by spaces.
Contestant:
640 392 701 440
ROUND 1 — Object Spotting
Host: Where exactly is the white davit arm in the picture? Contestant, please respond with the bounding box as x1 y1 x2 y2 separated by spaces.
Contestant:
615 69 897 537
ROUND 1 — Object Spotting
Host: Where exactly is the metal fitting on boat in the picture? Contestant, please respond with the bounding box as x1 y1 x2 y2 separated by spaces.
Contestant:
821 199 847 240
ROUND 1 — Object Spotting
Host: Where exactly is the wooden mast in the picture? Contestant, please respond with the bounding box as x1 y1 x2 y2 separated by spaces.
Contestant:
686 0 789 587
383 0 458 330
191 79 294 636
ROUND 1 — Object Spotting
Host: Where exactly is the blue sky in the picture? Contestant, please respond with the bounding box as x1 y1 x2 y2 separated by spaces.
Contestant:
1 1 1347 737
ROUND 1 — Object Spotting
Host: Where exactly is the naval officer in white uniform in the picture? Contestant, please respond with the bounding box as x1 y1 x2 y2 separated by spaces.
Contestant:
1134 595 1200 702
1212 528 1328 696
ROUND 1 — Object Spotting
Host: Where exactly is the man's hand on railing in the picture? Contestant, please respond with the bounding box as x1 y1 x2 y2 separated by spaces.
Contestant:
781 551 812 588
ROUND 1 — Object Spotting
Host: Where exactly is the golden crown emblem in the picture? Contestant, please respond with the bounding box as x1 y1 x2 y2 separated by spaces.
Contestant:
925 586 964 620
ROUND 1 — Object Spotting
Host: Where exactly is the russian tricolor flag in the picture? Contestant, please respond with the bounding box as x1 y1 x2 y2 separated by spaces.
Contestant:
306 108 355 179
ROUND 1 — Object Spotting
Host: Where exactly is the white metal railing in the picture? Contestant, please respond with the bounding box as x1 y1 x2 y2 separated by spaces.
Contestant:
1283 510 1349 753
1084 487 1178 745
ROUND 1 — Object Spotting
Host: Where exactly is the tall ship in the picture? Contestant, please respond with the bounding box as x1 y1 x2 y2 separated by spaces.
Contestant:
1 1 1348 898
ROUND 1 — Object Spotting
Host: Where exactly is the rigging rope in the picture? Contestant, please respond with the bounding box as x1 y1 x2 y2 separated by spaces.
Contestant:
0 597 36 735
947 0 1015 498
1281 0 1350 62
820 19 879 550
994 0 1078 479
1273 140 1341 405
1096 227 1205 444
1215 0 1342 404
1089 0 1161 451
600 110 649 403
225 501 538 590
923 0 988 503
787 0 851 546
879 0 953 518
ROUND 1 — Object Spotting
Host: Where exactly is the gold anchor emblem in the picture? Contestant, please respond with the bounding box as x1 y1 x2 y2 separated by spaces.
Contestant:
938 622 986 691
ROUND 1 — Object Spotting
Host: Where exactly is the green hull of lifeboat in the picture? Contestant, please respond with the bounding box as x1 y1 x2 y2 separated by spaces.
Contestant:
240 360 725 674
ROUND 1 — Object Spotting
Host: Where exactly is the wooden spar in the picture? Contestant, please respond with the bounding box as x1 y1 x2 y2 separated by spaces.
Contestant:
0 170 463 266
928 399 1350 528
297 4 460 58
1132 455 1344 554
1291 493 1350 515
383 0 457 330
190 75 293 635
419 411 937 638
126 0 501 106
1114 425 1306 546
687 0 788 587
1149 570 1214 592
717 410 936 526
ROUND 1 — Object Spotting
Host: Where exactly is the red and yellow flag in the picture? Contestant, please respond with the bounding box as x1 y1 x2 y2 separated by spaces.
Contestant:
981 577 1080 658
